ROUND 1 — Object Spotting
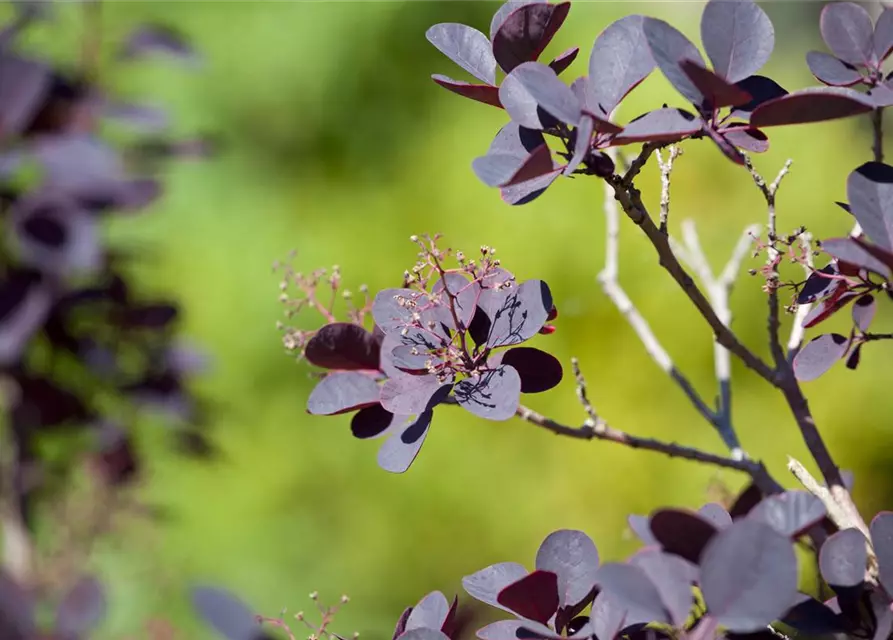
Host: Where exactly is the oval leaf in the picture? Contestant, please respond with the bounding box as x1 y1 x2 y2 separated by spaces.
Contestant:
307 371 381 415
643 17 706 104
593 563 671 625
498 570 560 624
852 294 876 331
588 15 655 115
191 585 259 640
750 87 874 127
426 23 497 85
406 591 450 631
484 279 553 347
455 364 521 421
747 490 826 537
510 61 582 125
793 333 849 382
846 161 893 252
377 410 433 473
820 2 876 68
463 562 530 610
493 2 571 73
649 508 718 563
701 0 774 83
875 8 893 61
305 323 381 371
819 528 868 588
870 511 893 592
806 51 863 86
535 529 600 608
613 108 703 145
629 549 697 626
500 347 563 393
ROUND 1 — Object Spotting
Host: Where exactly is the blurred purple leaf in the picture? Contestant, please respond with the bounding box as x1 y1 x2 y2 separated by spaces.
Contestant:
819 528 868 588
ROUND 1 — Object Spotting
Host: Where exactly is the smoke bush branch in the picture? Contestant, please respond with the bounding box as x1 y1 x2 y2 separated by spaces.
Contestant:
787 232 814 361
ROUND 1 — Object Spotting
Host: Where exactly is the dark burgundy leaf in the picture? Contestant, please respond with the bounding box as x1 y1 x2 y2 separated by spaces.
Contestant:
875 8 893 61
392 607 412 640
588 15 655 116
490 0 548 41
705 126 746 164
820 2 876 68
806 51 863 86
870 512 893 592
593 563 671 625
565 114 593 176
305 323 380 371
351 405 400 439
822 237 892 279
630 549 697 626
535 529 600 608
406 591 450 631
501 347 563 393
802 289 860 329
492 2 571 73
852 294 876 330
549 47 579 75
747 490 826 538
463 562 530 610
781 594 847 635
376 410 434 473
191 585 259 640
680 60 752 107
613 108 702 145
0 270 51 365
485 279 553 347
648 508 718 563
698 503 733 529
13 375 90 429
722 127 769 153
0 53 50 138
498 570 560 624
643 17 706 104
847 161 893 251
455 364 521 420
510 62 582 125
426 23 498 85
0 571 35 640
730 482 764 519
701 0 774 83
307 371 381 415
793 333 849 381
432 273 480 329
119 23 199 64
628 514 658 545
729 75 788 119
501 168 562 205
121 303 178 329
846 343 862 370
798 264 839 304
381 372 452 416
750 87 874 127
475 143 555 188
820 528 868 588
54 575 106 637
431 75 502 108
700 520 798 632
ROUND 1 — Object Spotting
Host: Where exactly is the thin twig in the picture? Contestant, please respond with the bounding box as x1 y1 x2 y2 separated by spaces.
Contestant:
863 332 893 342
787 232 814 361
656 145 681 234
670 220 759 458
873 107 884 164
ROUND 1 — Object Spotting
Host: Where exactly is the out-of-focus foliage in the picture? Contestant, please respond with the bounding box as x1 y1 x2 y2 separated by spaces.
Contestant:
15 2 893 638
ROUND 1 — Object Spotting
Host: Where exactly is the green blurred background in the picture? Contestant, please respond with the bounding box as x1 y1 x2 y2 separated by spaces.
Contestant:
14 1 893 637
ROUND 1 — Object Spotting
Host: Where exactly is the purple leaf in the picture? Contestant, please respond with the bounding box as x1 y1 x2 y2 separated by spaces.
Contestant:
750 87 874 127
875 8 893 61
649 508 718 563
820 2 876 69
305 323 381 371
565 114 593 176
798 264 839 304
680 60 752 107
191 585 258 640
307 371 381 415
747 490 826 538
0 270 51 365
54 576 106 637
499 71 552 130
643 17 706 104
701 0 774 83
819 528 868 588
588 15 655 116
847 161 893 251
432 273 480 330
792 333 849 382
729 75 788 119
535 530 600 608
426 23 498 85
510 62 582 125
705 126 746 165
629 549 698 626
613 108 702 145
498 570 560 624
500 346 563 393
549 47 579 75
376 410 433 473
628 514 658 545
406 591 450 631
492 2 571 73
485 279 553 347
868 81 893 107
698 503 733 529
119 23 199 65
870 511 893 592
593 563 671 625
464 562 530 610
381 372 453 415
351 405 403 439
806 51 863 86
400 629 451 640
455 364 521 420
489 121 547 156
501 168 562 205
102 100 170 132
475 143 555 188
722 127 769 152
477 620 528 640
373 289 439 336
588 591 627 640
781 594 847 635
852 294 876 330
0 53 50 139
802 289 860 329
432 75 502 108
822 237 892 279
700 520 798 632
387 344 430 373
